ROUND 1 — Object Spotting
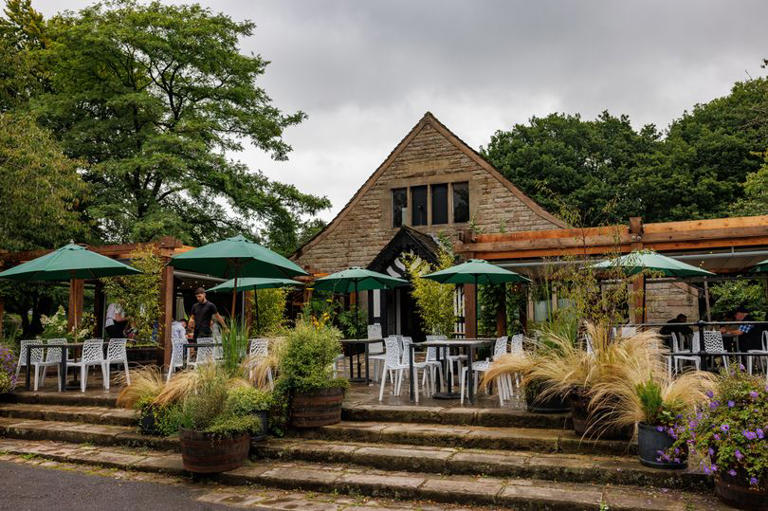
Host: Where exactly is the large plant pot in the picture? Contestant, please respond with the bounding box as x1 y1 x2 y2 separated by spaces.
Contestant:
290 387 344 428
525 386 570 414
637 422 687 469
715 473 768 510
179 428 250 474
570 389 633 441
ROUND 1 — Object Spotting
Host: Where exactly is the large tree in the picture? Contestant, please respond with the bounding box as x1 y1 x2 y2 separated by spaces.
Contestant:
27 0 328 246
0 0 48 113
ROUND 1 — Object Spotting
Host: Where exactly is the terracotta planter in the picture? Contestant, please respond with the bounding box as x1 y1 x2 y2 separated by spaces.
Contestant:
637 422 687 469
290 387 344 428
715 474 768 510
570 389 633 440
179 428 250 474
525 385 570 414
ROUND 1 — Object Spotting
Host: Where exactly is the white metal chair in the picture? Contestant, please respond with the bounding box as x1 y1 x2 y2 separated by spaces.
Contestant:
427 334 464 386
400 337 434 400
703 330 729 369
67 339 107 392
672 332 700 373
367 323 386 382
747 331 768 375
15 339 41 381
248 338 274 389
212 324 224 360
37 339 68 392
424 346 445 390
188 337 216 368
167 336 186 382
378 336 428 401
104 338 130 390
459 336 509 405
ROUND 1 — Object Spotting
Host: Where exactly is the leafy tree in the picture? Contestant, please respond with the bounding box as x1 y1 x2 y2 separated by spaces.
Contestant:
0 112 86 251
0 0 48 112
403 240 456 337
732 150 768 216
250 287 288 336
29 0 328 245
709 280 766 321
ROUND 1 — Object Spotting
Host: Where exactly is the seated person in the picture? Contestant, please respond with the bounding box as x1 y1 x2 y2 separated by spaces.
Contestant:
659 313 693 338
104 302 129 338
721 306 762 351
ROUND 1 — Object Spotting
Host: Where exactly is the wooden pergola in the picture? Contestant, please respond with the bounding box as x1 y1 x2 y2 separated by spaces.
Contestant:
0 237 197 367
455 215 768 326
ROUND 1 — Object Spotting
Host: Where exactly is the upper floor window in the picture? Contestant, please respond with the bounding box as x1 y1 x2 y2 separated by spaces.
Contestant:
453 182 469 223
392 188 407 228
411 185 428 226
431 183 448 225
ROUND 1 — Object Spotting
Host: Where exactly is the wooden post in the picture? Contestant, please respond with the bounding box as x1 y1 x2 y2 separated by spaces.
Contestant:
465 283 477 338
67 279 84 332
244 290 254 332
93 281 105 338
159 264 174 369
703 279 712 322
628 217 645 324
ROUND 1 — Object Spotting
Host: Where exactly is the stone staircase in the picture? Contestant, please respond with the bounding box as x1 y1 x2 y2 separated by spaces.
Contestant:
0 391 735 510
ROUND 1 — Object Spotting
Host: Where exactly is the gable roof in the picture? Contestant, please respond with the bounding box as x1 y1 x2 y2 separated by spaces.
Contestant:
368 225 440 274
293 112 566 261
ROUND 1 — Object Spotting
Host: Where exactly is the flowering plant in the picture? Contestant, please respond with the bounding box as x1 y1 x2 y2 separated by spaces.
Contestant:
669 367 767 490
0 344 17 393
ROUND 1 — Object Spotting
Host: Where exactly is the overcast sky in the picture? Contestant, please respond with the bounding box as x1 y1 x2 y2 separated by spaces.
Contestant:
36 0 768 222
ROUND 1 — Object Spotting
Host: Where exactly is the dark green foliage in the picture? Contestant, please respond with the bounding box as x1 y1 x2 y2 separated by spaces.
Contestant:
276 318 348 393
709 280 767 321
635 378 675 426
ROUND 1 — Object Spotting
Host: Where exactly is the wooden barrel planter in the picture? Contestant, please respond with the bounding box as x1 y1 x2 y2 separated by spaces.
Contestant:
525 385 570 414
178 428 250 474
637 422 687 469
570 388 633 441
715 473 768 510
290 387 344 428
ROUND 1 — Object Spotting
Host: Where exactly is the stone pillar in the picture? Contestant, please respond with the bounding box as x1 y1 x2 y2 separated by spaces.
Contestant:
67 279 84 331
465 283 477 338
159 264 175 368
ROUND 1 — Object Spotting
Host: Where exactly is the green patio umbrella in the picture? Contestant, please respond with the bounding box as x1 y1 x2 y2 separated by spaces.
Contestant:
422 259 529 337
591 250 714 322
0 242 142 328
170 234 308 317
751 258 768 273
314 267 408 338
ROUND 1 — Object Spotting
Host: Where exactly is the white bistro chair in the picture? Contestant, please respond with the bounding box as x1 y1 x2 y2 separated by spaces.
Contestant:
747 331 768 375
15 339 40 381
703 330 729 370
67 339 107 392
166 336 187 382
37 339 69 392
104 338 130 390
671 332 700 373
248 338 274 389
459 336 509 406
367 323 386 382
188 337 216 368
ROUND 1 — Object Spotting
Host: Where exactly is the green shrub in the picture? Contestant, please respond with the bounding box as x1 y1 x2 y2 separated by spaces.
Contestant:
277 317 347 393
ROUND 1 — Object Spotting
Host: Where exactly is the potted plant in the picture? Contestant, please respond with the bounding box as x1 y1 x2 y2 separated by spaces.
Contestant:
276 318 348 428
169 364 265 473
669 368 767 509
116 366 182 436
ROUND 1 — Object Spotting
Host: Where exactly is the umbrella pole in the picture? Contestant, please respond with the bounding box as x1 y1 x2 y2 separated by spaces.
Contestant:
254 290 259 333
231 263 239 320
354 280 359 339
474 275 479 338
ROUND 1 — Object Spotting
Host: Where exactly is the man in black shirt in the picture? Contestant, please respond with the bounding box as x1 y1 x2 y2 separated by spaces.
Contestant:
660 313 694 337
188 287 226 341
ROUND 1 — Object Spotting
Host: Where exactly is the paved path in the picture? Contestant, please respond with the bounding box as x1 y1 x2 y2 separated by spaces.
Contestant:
0 460 234 511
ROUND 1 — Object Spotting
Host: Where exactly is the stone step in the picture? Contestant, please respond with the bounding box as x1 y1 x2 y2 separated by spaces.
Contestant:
1 390 119 408
253 438 709 491
342 403 572 429
295 420 637 455
0 438 733 511
0 417 178 451
0 403 136 427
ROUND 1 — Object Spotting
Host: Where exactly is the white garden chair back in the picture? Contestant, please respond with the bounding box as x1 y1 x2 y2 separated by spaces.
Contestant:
509 334 524 354
171 322 187 341
190 337 216 368
68 339 107 392
703 330 729 369
167 336 186 382
672 332 700 374
248 338 273 389
747 331 768 375
15 340 43 380
460 336 510 406
104 338 130 389
367 323 382 339
35 339 67 392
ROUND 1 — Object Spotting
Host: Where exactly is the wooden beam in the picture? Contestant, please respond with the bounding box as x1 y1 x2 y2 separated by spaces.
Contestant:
67 279 84 332
465 283 477 338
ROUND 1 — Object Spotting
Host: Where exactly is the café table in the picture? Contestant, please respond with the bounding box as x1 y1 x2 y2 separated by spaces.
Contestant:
408 338 494 404
340 338 384 384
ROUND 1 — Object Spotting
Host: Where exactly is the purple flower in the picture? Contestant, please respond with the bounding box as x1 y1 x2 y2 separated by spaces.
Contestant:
749 390 759 399
656 425 664 432
739 364 746 371
708 448 715 456
727 400 735 408
710 400 719 410
703 465 711 475
743 431 757 441
735 450 744 460
711 464 718 472
714 433 721 441
728 469 737 477
750 477 759 487
720 424 730 433
757 429 765 440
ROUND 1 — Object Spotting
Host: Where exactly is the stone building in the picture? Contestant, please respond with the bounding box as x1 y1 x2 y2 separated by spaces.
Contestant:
293 112 565 339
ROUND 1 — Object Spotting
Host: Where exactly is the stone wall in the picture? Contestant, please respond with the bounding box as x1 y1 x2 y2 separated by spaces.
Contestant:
295 115 564 273
645 280 701 323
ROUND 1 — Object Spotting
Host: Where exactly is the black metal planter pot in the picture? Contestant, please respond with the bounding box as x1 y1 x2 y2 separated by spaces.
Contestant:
525 387 570 414
637 422 687 469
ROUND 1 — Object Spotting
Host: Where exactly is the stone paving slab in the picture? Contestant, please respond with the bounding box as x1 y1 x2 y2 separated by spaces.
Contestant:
3 389 119 407
0 403 136 426
0 438 737 511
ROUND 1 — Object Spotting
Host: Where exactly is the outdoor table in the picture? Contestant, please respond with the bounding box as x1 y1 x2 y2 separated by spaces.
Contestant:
181 342 224 367
25 342 84 392
408 338 494 404
340 338 384 384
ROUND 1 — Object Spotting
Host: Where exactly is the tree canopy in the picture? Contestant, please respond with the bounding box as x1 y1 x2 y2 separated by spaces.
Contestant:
482 77 768 225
